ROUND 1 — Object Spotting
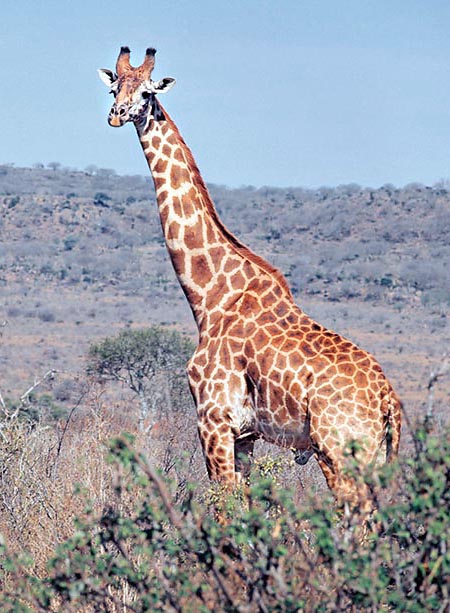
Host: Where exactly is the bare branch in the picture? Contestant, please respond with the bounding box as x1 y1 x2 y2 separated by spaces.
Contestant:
426 354 449 427
0 368 59 426
19 369 58 406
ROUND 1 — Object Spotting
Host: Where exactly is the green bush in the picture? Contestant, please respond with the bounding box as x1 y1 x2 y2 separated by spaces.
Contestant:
0 423 449 612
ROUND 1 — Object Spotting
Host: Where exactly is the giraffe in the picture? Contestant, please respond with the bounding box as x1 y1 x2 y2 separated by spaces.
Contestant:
98 47 401 507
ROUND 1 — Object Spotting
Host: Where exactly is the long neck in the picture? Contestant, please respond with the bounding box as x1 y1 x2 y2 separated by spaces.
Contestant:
135 99 292 331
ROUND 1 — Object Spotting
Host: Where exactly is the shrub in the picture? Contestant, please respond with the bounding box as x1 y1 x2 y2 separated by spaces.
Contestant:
93 192 112 207
7 196 20 209
63 236 77 252
0 420 448 612
37 309 56 323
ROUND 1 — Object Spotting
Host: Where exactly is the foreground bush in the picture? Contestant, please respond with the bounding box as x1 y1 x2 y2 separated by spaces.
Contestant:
0 422 449 612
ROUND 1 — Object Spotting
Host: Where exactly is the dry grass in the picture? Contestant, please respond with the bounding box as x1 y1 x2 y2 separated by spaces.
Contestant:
0 379 203 585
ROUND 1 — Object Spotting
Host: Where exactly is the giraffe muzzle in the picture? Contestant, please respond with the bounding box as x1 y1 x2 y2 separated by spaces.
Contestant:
109 115 122 127
108 105 129 127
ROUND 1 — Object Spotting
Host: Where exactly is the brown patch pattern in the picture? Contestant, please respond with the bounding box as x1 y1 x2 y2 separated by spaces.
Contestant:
109 63 402 506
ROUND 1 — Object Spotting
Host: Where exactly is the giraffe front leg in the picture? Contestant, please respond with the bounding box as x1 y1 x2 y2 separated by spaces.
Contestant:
188 357 248 487
235 434 256 483
197 407 251 526
197 405 239 486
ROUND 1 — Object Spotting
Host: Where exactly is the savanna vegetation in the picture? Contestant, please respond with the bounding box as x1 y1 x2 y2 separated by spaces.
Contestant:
0 334 448 611
1 164 448 417
1 164 449 610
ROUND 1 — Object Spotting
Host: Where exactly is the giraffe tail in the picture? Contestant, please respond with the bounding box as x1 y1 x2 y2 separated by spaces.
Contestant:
385 390 402 463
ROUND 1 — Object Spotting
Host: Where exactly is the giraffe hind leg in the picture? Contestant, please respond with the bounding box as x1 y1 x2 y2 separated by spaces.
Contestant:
317 455 374 515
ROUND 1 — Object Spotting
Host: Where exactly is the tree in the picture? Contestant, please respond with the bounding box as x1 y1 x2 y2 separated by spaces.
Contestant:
93 192 112 208
84 164 98 175
87 326 195 431
96 167 117 178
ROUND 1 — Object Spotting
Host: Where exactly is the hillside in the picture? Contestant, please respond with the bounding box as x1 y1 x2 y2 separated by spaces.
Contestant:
1 164 449 427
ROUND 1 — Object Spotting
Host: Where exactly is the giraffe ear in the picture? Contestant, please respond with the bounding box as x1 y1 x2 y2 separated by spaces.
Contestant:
98 69 117 87
146 77 176 94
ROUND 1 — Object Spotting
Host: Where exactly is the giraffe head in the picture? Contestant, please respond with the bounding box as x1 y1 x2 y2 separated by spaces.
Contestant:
98 46 175 127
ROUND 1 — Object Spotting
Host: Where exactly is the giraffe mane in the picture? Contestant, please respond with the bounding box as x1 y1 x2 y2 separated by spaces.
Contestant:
159 103 294 301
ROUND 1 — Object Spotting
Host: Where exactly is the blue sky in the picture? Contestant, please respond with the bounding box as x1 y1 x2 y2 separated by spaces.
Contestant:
2 1 450 188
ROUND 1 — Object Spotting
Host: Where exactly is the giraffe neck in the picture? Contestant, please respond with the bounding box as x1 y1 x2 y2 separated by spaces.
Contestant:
136 99 293 331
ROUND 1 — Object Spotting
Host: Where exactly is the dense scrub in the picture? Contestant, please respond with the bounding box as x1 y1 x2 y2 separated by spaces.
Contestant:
2 165 450 308
0 387 448 611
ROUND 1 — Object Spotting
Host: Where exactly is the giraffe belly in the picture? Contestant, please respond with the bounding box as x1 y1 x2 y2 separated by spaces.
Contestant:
251 384 311 451
257 420 311 450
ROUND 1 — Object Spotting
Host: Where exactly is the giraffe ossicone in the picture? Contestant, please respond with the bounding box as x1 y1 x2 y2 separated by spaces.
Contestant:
98 47 402 508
